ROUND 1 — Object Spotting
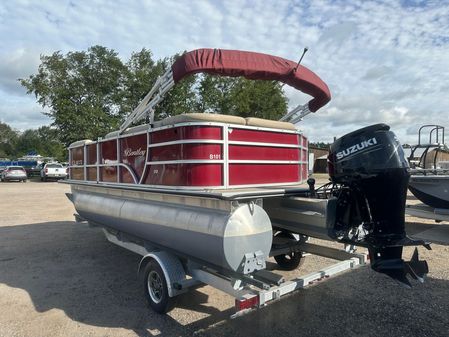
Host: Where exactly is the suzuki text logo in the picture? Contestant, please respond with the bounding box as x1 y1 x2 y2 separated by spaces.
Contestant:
336 138 378 160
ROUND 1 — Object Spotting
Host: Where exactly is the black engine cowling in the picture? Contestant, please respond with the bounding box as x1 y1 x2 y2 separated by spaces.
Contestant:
327 124 429 286
328 123 409 243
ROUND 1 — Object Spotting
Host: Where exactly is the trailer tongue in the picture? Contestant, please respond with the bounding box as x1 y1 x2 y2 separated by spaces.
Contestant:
65 48 429 315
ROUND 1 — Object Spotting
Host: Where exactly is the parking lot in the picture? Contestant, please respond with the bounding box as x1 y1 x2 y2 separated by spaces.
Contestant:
0 179 448 337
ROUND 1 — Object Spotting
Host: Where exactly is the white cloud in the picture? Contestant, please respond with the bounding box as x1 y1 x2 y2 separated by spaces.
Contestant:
0 48 41 95
0 95 51 131
0 0 448 144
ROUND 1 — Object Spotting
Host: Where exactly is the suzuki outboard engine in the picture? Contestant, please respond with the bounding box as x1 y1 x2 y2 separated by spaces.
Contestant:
328 124 429 286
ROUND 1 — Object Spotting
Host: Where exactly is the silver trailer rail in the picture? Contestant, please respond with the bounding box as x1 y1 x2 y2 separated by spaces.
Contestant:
406 204 449 222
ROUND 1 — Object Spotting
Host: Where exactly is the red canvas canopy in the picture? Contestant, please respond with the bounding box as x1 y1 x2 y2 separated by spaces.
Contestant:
171 48 331 112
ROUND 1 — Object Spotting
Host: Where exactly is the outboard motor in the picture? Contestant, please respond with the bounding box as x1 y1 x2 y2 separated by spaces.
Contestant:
328 124 429 286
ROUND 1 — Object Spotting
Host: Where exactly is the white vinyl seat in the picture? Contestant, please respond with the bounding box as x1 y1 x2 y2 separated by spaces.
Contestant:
69 139 94 147
123 124 150 135
105 124 150 138
153 113 246 127
245 117 296 131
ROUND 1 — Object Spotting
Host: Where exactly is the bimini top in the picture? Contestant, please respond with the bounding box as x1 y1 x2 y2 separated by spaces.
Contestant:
171 48 331 112
120 48 331 132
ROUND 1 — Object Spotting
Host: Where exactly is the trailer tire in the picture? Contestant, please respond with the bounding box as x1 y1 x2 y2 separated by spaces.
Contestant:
273 232 303 271
143 259 177 314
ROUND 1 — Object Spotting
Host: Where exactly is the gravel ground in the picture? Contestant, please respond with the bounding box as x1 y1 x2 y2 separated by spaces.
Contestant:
0 179 448 337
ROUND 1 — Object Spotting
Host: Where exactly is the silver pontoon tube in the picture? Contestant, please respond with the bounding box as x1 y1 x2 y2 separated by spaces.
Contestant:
71 184 272 274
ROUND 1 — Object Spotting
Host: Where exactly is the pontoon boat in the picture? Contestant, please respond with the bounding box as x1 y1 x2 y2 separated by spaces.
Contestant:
65 49 430 314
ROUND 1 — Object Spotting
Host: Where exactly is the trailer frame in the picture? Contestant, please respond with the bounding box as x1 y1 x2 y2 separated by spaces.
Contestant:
85 216 368 317
406 204 449 222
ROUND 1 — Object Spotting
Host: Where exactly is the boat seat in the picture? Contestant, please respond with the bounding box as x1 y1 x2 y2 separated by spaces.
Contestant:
69 139 94 148
153 113 246 127
123 124 150 135
105 124 150 139
245 117 296 131
105 131 120 139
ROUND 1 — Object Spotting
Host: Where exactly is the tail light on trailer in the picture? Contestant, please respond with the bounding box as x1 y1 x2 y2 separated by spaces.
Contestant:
235 295 259 311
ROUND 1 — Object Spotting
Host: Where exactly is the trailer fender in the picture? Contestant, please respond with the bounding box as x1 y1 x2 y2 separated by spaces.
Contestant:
138 251 187 297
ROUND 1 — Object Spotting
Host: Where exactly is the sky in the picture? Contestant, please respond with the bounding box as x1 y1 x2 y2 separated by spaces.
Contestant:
0 0 448 143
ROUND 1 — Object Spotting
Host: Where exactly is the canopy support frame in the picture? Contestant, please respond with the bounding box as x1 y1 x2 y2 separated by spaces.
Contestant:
120 68 174 133
280 103 313 124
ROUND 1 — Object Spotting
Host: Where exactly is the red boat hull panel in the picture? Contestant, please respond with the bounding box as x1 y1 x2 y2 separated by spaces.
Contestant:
144 163 223 186
151 126 222 143
229 146 299 161
150 144 223 161
229 164 299 185
229 128 299 145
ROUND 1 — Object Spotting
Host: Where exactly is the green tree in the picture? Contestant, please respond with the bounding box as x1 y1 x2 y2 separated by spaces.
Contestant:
197 75 236 114
37 126 67 161
15 126 66 161
15 129 40 156
197 75 288 119
0 122 19 158
21 46 289 145
310 142 331 149
20 46 127 146
154 54 198 119
122 49 166 117
229 78 287 119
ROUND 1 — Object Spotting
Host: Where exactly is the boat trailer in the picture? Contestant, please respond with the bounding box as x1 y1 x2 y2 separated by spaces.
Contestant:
64 49 431 316
76 213 367 317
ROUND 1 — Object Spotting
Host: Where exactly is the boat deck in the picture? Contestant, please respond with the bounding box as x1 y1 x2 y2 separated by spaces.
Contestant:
63 179 311 201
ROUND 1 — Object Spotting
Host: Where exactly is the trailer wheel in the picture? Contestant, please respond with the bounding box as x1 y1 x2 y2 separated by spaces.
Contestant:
273 232 303 271
143 259 177 314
